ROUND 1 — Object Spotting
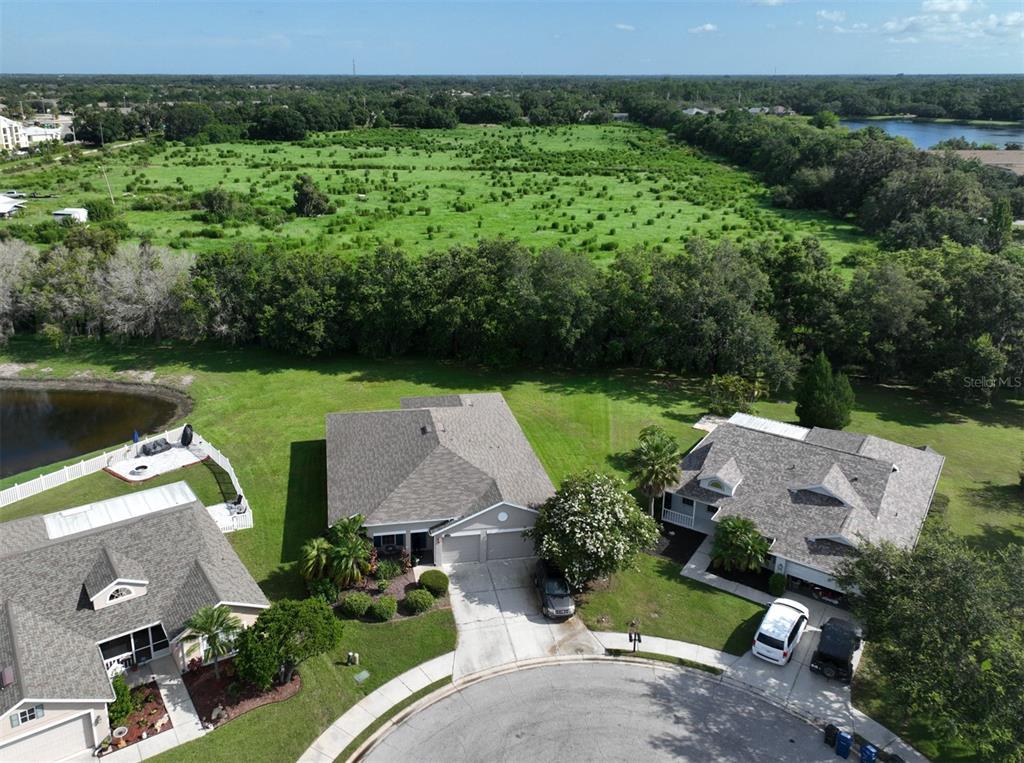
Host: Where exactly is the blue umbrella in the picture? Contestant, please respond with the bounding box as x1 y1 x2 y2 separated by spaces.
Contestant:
132 430 140 444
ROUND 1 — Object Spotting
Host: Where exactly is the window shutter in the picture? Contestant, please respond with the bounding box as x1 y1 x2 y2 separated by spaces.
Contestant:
35 704 44 719
9 713 18 728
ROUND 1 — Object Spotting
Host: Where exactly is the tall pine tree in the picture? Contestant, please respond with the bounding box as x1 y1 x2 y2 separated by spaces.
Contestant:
795 352 854 429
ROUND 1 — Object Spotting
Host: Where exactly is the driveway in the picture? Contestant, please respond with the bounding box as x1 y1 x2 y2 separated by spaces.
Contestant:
446 558 602 680
364 660 840 762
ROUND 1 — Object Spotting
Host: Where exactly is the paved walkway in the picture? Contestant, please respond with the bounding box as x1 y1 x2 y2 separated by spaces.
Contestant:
298 652 454 763
90 657 207 762
445 558 602 680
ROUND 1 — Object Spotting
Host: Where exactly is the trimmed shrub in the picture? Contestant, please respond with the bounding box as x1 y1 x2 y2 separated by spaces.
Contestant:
769 573 787 597
307 577 339 604
375 559 403 581
418 569 449 597
403 588 435 615
369 595 397 622
338 592 373 619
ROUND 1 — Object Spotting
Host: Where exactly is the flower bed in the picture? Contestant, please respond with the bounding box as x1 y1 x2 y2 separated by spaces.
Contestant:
99 681 172 755
183 659 301 728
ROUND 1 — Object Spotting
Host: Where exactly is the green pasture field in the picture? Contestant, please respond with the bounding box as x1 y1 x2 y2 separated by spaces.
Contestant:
0 124 871 266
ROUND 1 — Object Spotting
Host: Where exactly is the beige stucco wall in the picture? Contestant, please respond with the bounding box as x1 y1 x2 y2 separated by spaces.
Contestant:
171 604 266 672
0 701 108 748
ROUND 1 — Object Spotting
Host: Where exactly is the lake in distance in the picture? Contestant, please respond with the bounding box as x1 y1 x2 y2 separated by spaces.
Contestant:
841 118 1024 149
0 387 179 479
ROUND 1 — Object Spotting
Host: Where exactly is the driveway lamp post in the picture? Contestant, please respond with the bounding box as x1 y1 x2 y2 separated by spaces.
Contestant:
628 619 641 653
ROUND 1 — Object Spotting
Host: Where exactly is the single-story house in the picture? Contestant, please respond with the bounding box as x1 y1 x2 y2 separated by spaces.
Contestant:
52 207 88 223
0 483 268 762
682 107 709 117
0 195 25 219
663 413 944 592
326 393 554 565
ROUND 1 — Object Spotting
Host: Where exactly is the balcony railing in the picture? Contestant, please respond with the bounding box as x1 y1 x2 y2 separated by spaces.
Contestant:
103 652 135 678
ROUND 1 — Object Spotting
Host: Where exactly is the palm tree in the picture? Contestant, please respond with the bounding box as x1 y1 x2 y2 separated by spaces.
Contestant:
328 513 367 546
710 516 771 572
625 425 682 516
186 605 242 679
299 537 334 581
329 535 371 588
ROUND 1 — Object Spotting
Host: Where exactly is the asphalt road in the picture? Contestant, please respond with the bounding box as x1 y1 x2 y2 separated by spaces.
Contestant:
363 660 838 762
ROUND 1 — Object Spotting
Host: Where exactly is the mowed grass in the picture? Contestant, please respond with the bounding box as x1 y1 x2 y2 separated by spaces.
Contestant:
579 553 764 656
149 610 457 763
0 124 871 266
0 460 233 522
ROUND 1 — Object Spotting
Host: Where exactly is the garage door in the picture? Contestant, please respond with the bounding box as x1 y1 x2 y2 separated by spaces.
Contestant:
0 713 92 762
440 533 480 564
487 530 534 560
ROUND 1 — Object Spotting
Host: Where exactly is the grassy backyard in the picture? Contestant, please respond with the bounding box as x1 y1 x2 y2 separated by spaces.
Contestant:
579 553 764 656
1 336 1021 762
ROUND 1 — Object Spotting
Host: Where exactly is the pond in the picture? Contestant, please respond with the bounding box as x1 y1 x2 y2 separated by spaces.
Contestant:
0 385 181 479
840 118 1024 149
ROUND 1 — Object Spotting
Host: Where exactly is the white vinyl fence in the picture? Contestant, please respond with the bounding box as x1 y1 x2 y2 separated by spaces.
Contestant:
0 426 249 518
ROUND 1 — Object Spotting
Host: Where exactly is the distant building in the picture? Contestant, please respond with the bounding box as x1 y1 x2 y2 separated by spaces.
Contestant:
770 105 795 116
682 107 709 117
0 194 25 218
22 125 61 145
53 208 88 223
0 115 26 152
748 106 770 115
611 112 630 122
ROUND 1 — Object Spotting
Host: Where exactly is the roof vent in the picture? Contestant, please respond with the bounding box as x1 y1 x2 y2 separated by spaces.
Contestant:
420 425 431 435
0 666 14 689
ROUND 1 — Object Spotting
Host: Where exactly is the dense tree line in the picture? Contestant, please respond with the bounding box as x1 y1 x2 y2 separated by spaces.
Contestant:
3 234 1021 403
670 111 1022 251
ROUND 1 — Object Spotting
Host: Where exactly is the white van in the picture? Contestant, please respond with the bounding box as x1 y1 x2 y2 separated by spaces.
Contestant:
752 598 810 665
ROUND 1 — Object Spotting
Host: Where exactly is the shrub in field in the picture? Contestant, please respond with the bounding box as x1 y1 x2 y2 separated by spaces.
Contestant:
418 570 449 597
339 592 373 618
769 573 787 597
307 577 340 604
369 595 397 622
403 589 435 615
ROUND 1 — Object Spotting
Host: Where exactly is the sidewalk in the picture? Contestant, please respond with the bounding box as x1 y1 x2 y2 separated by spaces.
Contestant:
297 652 454 763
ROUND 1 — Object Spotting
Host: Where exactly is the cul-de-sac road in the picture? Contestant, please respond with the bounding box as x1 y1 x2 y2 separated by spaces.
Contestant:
363 660 838 762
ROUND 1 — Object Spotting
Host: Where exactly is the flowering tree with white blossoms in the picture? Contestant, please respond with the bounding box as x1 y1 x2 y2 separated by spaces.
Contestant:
526 471 659 590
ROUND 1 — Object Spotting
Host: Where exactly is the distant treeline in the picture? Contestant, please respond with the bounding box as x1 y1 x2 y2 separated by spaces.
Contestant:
669 111 1021 252
2 235 1021 403
3 74 1021 146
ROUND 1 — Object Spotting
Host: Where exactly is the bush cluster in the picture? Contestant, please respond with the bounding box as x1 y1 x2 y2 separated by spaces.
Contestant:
338 592 373 619
403 588 435 614
369 595 398 622
375 559 403 581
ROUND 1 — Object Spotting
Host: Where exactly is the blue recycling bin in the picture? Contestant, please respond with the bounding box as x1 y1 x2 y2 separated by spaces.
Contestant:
835 731 853 758
860 743 878 763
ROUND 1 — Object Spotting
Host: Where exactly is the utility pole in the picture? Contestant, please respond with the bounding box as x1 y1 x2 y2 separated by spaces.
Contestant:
352 58 356 76
101 165 115 205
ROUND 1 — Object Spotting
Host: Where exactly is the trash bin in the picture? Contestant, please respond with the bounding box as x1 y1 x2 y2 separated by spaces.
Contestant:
835 731 853 759
824 724 839 747
888 757 904 763
860 743 878 763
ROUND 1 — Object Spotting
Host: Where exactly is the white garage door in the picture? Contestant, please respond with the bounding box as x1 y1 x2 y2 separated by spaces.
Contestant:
487 530 533 560
440 533 480 564
0 713 92 762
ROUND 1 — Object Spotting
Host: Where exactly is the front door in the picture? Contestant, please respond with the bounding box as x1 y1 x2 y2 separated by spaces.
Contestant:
410 531 434 565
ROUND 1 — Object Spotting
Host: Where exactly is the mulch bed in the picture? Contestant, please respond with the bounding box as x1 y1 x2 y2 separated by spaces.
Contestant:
101 681 172 755
652 526 708 566
182 659 301 728
352 568 419 600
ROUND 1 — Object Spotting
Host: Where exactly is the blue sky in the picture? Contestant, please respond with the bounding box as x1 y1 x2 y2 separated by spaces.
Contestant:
2 0 1022 75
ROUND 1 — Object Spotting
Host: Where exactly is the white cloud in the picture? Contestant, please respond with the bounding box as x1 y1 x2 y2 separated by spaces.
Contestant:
881 6 1024 43
614 23 635 32
753 0 788 5
921 0 972 12
688 23 718 34
817 9 846 23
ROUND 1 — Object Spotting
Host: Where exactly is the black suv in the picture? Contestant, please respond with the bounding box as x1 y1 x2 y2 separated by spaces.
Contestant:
809 617 862 683
534 560 575 619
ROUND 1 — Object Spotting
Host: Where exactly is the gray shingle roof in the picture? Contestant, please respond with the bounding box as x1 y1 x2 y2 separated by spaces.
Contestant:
673 422 944 575
326 393 554 526
0 495 268 713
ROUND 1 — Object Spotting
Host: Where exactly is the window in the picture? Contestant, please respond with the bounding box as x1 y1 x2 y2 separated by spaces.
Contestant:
10 704 44 727
108 586 132 602
373 534 401 548
680 497 694 507
709 480 724 491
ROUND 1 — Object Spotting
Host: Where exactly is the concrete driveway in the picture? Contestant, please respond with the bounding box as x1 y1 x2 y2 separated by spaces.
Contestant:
365 660 840 762
446 558 601 680
725 609 864 726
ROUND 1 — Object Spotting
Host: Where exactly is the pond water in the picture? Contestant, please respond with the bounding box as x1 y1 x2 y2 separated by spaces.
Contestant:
840 118 1024 149
0 386 179 479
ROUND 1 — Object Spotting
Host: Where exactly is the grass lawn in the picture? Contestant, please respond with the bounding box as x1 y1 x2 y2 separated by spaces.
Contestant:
149 609 456 763
0 124 872 267
1 336 1021 762
578 553 764 656
0 460 233 522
